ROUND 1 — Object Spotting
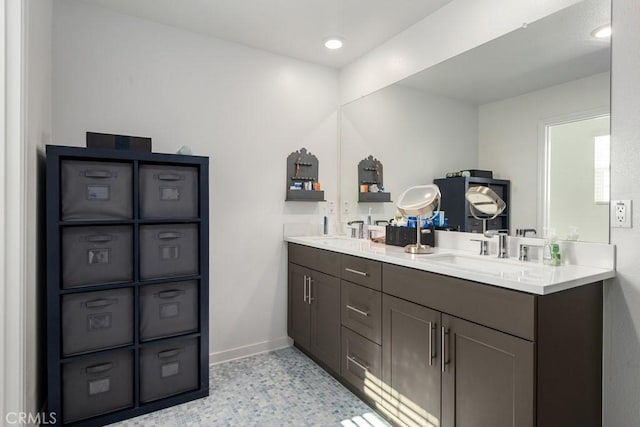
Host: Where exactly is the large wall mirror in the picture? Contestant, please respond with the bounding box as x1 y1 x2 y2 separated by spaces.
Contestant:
340 0 611 243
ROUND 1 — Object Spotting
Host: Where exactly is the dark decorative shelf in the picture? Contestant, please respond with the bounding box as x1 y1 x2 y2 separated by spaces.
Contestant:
357 155 390 203
358 192 391 203
286 148 324 202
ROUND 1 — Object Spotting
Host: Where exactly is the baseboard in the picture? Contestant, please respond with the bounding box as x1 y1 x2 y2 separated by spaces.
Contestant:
209 336 293 365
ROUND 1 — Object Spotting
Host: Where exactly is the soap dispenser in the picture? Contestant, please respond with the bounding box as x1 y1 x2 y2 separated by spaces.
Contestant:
543 229 561 266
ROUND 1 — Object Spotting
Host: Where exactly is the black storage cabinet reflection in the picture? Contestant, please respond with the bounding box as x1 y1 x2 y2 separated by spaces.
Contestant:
46 145 209 426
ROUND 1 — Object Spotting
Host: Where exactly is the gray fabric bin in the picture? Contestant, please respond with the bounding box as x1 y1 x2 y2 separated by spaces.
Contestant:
62 288 134 356
62 350 133 423
62 225 133 288
140 338 199 403
139 164 198 219
140 281 198 341
139 224 198 280
61 160 133 220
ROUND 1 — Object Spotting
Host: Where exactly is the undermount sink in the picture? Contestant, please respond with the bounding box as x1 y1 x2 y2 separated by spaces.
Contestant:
428 254 541 277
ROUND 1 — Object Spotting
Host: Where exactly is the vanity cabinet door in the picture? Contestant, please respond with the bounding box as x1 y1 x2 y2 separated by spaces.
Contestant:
288 263 310 350
309 270 341 374
441 314 534 427
382 294 441 427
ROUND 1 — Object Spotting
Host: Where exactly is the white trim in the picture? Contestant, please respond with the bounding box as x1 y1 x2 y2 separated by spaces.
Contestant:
537 107 610 238
209 337 293 366
1 0 26 420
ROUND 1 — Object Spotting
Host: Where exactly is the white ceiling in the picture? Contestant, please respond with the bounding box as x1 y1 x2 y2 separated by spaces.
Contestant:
399 0 611 105
80 0 452 68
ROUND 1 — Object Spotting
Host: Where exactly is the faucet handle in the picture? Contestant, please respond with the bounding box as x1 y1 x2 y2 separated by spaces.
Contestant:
470 239 489 256
519 243 543 261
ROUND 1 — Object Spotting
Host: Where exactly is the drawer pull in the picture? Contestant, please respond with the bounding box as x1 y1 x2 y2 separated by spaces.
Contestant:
84 170 112 179
157 290 184 299
158 173 182 181
346 304 369 317
85 298 117 309
345 267 368 277
158 348 180 359
86 234 113 243
347 355 369 372
86 362 113 374
158 232 180 240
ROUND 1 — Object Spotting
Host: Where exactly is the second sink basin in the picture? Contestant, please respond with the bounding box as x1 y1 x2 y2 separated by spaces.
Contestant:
428 254 539 277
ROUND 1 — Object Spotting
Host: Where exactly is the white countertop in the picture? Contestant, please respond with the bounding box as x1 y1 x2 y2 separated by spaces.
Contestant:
285 235 616 295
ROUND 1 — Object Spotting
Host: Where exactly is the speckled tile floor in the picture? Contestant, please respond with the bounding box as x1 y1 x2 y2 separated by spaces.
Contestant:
109 346 390 427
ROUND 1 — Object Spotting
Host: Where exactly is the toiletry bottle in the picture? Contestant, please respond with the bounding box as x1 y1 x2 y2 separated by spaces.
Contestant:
543 231 561 266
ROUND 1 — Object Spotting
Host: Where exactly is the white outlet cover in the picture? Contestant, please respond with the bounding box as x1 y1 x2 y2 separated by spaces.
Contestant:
611 199 632 228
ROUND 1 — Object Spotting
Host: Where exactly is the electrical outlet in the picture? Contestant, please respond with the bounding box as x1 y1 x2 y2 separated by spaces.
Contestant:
611 200 632 228
327 200 336 215
343 200 350 215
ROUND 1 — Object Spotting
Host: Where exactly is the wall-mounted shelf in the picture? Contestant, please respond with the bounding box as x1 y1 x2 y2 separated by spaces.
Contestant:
358 155 391 203
286 148 325 201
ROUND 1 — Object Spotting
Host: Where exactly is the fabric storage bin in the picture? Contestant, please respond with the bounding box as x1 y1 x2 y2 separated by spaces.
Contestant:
62 350 133 424
62 288 134 356
140 281 198 341
61 160 133 220
140 338 199 403
139 164 198 219
62 225 133 288
139 224 198 280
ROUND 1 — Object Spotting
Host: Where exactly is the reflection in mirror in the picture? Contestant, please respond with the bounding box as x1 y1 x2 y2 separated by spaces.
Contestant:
339 0 610 243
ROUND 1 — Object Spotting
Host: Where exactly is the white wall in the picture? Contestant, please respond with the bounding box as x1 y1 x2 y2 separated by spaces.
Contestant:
24 0 52 419
605 0 640 425
478 72 610 234
341 84 478 223
52 0 338 362
338 0 581 104
548 116 609 242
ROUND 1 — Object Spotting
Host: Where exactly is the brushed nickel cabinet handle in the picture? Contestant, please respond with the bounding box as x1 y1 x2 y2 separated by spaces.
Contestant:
303 275 308 302
441 326 449 373
307 277 313 304
345 267 368 277
347 355 369 372
346 304 369 317
428 321 435 366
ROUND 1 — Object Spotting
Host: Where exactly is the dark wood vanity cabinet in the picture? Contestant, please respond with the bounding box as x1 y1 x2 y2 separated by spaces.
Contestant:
287 246 341 374
441 314 534 427
287 243 603 427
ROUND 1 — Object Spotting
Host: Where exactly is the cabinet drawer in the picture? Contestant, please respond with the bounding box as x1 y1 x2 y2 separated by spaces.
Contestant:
341 327 381 403
341 254 381 290
288 243 340 276
62 288 134 356
341 281 382 345
383 264 535 341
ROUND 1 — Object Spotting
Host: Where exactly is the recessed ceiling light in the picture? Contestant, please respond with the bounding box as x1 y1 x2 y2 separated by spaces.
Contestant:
592 24 612 39
324 38 344 50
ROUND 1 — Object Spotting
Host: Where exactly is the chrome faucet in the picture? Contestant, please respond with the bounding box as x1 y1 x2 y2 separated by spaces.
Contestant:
519 243 543 261
470 238 489 256
484 229 509 258
347 220 364 239
516 228 537 237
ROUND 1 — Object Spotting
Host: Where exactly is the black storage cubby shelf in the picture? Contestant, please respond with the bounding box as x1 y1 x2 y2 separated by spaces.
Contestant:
285 147 325 201
46 145 209 426
357 156 391 203
433 176 510 233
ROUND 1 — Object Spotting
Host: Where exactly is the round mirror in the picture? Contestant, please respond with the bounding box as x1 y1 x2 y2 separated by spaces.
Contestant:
396 184 441 254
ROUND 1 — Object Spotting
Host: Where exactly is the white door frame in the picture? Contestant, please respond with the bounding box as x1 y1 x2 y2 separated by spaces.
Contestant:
1 0 26 422
537 107 610 236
